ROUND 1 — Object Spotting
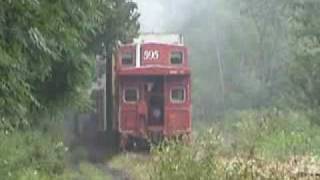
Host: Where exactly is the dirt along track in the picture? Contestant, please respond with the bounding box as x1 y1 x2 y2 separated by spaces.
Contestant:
66 113 152 180
66 115 132 180
79 129 132 180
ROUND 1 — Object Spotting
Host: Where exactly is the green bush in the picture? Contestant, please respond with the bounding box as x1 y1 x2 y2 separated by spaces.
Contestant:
147 109 320 180
0 130 67 180
215 109 320 158
149 130 222 180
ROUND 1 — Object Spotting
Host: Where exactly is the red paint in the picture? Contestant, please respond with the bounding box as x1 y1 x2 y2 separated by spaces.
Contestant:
114 42 192 144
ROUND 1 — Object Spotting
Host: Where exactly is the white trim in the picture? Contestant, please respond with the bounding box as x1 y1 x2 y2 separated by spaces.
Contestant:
123 87 139 104
121 64 183 69
170 87 186 104
136 43 141 67
118 89 122 132
133 33 184 45
122 42 185 47
170 51 184 65
120 130 135 134
121 52 135 66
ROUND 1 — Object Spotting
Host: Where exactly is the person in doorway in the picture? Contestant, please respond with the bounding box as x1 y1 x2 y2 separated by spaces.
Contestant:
151 106 162 125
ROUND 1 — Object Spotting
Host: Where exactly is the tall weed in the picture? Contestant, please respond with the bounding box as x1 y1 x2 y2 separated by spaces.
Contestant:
148 109 320 180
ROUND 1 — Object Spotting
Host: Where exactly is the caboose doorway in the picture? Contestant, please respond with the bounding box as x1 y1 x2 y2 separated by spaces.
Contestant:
144 76 164 127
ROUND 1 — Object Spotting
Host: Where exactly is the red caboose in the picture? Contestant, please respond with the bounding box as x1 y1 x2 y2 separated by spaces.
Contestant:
97 34 192 149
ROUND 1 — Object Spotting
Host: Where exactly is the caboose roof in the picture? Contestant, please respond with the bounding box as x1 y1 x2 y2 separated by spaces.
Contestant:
133 33 184 45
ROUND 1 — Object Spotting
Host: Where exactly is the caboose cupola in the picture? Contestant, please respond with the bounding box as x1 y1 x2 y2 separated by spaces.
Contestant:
116 33 190 76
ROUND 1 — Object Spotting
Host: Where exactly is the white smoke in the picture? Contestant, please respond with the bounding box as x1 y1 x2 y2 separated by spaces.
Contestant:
134 0 194 32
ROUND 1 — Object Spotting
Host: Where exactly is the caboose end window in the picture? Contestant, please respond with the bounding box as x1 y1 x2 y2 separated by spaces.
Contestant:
170 51 183 65
170 87 185 103
122 52 134 66
124 88 138 103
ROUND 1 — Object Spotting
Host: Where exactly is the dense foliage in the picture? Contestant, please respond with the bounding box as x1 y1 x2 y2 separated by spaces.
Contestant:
288 1 320 109
0 131 66 180
0 0 139 179
0 0 139 130
0 129 109 179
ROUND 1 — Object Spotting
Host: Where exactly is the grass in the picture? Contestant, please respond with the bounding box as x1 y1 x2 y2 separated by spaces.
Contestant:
0 130 112 180
110 109 320 180
7 109 318 179
109 153 151 180
68 162 112 180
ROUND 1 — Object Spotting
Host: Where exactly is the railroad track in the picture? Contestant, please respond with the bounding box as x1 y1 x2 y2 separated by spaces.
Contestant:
95 163 131 180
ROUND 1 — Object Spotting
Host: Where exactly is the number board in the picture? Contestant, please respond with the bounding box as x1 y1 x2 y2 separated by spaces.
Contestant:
143 50 160 61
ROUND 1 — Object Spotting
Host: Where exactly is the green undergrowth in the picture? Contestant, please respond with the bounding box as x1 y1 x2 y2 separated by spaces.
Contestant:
0 130 110 180
109 153 150 180
219 109 320 158
111 109 320 180
147 109 320 180
0 130 65 180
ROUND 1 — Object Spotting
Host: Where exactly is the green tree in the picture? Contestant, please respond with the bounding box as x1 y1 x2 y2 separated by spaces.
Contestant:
0 0 139 129
169 0 291 121
288 1 320 109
